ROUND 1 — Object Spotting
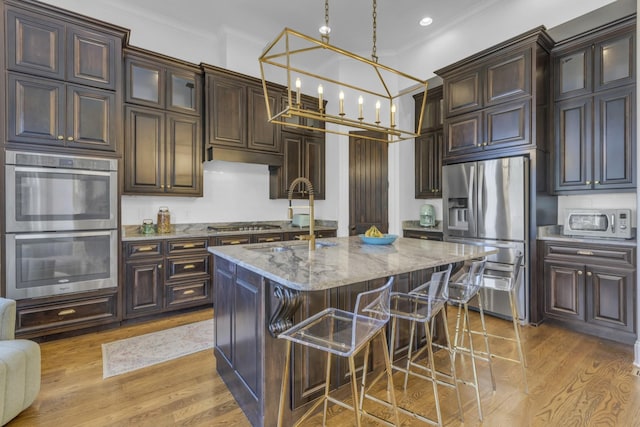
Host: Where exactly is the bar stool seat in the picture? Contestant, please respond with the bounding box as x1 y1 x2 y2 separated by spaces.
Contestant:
277 277 400 427
382 264 463 426
445 257 494 422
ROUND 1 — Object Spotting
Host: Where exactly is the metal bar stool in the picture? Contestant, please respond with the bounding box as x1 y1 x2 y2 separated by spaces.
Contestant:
276 277 400 427
381 264 463 426
471 251 528 393
445 257 494 422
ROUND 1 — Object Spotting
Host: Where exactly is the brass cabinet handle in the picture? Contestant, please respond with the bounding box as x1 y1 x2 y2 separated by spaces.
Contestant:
137 246 155 252
183 290 195 295
587 271 592 277
264 238 275 242
594 180 600 184
229 240 242 245
182 243 195 249
58 309 76 316
586 180 591 185
67 136 74 141
57 135 64 140
183 264 196 270
578 271 583 275
419 236 429 240
577 250 593 256
158 264 162 269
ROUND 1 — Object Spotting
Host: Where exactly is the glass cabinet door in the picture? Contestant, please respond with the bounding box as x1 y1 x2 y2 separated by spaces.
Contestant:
555 47 592 99
167 71 200 114
126 58 165 108
595 33 635 91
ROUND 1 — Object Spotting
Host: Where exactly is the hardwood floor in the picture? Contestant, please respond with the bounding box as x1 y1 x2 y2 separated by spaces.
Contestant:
8 308 640 426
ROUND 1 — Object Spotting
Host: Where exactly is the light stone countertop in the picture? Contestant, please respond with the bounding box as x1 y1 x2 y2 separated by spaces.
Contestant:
208 236 498 291
537 225 637 247
121 221 337 241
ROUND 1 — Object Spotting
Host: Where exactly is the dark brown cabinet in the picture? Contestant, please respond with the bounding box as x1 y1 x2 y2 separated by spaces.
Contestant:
7 73 117 151
269 132 326 200
414 87 443 198
123 238 212 319
125 53 201 115
6 6 120 90
436 27 552 161
124 106 201 195
541 240 636 344
123 49 202 196
15 292 118 339
552 16 636 193
203 65 283 165
4 2 124 153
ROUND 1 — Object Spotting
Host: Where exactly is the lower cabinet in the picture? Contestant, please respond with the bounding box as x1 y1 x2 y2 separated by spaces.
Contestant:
123 238 212 319
540 240 636 344
15 291 118 339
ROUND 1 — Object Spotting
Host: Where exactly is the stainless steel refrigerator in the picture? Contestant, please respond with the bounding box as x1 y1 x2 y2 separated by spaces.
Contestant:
443 156 528 322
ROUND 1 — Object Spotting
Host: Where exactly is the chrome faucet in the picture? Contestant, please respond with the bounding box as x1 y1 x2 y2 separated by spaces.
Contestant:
288 177 315 251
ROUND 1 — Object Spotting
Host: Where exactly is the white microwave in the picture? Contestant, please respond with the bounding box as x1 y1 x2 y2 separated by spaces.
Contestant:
563 209 632 239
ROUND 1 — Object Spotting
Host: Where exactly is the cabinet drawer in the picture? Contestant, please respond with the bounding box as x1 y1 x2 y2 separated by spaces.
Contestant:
544 242 635 267
16 294 117 335
216 235 251 246
167 238 208 254
254 233 283 243
125 241 163 258
166 279 211 308
403 230 443 241
167 255 209 280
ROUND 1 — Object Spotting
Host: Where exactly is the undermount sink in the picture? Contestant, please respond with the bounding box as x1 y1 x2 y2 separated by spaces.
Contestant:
248 241 338 253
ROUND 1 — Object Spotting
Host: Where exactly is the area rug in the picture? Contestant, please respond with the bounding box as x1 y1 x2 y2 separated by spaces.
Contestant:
102 319 214 378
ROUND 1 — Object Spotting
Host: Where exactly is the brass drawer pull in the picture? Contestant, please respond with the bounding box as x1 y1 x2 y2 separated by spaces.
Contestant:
577 250 593 256
182 243 196 249
229 240 242 245
137 246 155 252
58 309 76 316
264 238 276 242
183 290 195 295
183 264 196 270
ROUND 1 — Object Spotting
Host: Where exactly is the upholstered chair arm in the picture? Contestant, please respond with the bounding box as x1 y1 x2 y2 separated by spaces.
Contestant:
0 297 17 340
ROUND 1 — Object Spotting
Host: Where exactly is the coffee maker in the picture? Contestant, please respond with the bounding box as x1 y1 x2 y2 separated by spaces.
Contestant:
419 204 436 227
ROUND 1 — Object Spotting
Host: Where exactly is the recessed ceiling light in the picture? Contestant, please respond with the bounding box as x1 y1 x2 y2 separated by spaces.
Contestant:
419 17 433 27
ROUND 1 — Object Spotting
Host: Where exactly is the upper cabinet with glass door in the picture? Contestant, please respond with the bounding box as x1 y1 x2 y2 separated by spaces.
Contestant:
554 16 635 100
125 47 202 116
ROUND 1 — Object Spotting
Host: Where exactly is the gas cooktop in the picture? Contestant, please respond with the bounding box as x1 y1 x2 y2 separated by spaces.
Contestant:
207 224 282 232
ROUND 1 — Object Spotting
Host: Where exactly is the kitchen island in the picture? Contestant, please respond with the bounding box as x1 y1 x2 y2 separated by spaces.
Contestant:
208 236 497 427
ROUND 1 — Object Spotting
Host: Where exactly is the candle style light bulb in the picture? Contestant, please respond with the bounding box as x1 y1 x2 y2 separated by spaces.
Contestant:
391 104 396 127
295 78 301 105
358 96 364 119
375 100 381 123
318 85 323 110
339 91 345 115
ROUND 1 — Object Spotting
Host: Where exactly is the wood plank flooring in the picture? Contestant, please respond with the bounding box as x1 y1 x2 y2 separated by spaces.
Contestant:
8 308 640 426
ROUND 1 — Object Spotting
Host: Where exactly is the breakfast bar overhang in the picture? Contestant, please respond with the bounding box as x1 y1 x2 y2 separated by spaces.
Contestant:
208 236 498 427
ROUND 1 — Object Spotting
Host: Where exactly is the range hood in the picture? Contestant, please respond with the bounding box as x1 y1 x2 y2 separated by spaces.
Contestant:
205 146 283 167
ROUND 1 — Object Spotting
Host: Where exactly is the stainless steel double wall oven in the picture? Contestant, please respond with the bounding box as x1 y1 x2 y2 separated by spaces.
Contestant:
5 151 118 299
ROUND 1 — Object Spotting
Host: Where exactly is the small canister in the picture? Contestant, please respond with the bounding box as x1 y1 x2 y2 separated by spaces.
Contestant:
157 207 171 233
141 219 154 234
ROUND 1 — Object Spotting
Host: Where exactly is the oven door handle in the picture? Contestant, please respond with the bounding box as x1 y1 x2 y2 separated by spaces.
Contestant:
12 230 114 240
13 165 114 177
